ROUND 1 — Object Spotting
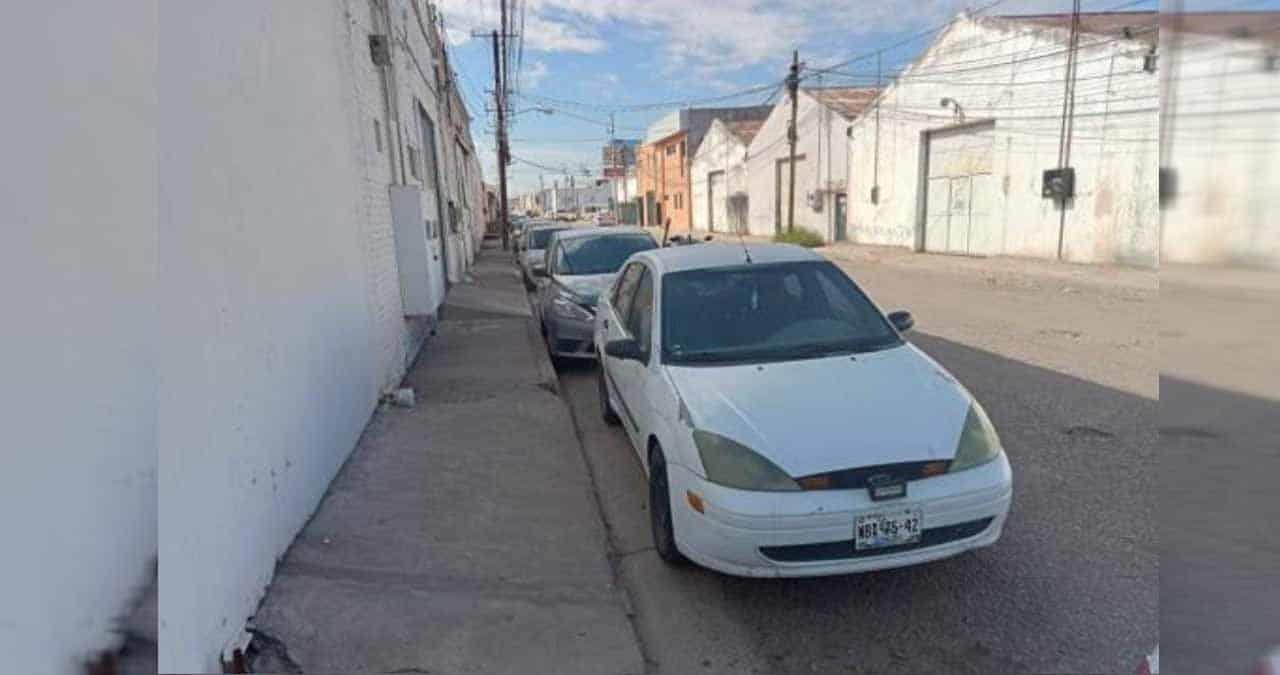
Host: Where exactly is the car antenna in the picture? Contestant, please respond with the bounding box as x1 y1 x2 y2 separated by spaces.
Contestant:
736 226 752 264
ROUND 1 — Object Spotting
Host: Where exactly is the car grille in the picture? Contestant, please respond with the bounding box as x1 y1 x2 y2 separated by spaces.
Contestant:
758 517 994 563
795 460 952 490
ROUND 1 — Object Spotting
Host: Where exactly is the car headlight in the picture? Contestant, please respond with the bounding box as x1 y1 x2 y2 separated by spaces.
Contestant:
551 294 595 321
692 430 800 492
949 401 1004 473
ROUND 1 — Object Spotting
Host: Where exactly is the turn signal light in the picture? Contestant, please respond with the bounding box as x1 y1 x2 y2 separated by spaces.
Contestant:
797 475 833 490
922 461 949 477
686 491 705 513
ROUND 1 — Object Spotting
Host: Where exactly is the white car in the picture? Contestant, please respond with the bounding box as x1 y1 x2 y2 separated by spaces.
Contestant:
592 243 1012 577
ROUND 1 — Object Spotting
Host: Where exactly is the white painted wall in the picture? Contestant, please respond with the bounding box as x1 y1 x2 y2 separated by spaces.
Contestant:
158 1 483 670
745 91 852 240
1159 31 1280 267
691 119 749 232
0 4 157 674
846 14 1159 266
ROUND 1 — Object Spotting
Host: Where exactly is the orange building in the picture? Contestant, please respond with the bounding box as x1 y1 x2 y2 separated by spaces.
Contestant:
636 130 690 234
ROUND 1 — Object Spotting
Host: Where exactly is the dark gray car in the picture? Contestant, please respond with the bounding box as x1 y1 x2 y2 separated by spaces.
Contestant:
533 228 657 362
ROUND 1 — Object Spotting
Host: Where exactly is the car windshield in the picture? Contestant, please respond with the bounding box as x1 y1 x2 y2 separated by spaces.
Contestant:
529 228 566 249
661 261 902 364
556 234 656 275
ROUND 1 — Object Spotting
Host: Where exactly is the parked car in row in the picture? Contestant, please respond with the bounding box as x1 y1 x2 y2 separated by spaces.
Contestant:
592 242 1012 577
518 223 569 290
533 227 658 363
593 210 617 227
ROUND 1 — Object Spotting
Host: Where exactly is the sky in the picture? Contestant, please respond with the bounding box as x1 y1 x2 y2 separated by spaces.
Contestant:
436 0 1172 193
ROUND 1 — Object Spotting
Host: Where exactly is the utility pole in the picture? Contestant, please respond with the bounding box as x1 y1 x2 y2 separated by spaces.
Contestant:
474 1 518 249
785 50 801 233
491 29 511 250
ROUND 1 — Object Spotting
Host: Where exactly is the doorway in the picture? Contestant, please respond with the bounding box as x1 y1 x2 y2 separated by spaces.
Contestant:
418 104 448 292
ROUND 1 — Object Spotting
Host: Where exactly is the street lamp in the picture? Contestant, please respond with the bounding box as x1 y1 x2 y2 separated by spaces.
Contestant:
939 97 965 123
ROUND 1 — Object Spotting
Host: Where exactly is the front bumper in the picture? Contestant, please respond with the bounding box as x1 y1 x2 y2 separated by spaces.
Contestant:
667 455 1012 577
544 311 597 359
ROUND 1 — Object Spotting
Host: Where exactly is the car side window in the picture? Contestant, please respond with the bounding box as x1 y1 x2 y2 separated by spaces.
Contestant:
627 267 654 357
613 263 643 321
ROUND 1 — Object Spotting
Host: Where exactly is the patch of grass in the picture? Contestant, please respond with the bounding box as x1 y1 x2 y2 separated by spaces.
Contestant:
772 227 825 248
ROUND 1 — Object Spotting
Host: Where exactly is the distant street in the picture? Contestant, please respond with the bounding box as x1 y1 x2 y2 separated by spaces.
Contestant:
547 244 1157 674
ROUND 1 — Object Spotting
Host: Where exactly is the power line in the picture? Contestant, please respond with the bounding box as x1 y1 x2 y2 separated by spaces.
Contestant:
515 81 784 113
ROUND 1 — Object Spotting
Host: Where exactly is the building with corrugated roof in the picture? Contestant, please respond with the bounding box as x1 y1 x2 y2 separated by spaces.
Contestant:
690 117 765 233
744 86 879 241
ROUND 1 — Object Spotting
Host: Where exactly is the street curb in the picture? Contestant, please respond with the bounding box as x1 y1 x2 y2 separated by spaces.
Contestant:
524 311 560 395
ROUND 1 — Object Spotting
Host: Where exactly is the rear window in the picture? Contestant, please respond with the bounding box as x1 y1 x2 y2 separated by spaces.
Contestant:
530 228 567 249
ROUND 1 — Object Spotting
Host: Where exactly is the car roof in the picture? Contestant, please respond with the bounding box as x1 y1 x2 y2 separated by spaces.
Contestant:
549 226 653 242
632 242 823 274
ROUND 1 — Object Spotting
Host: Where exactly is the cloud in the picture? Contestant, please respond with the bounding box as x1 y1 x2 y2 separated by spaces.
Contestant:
521 61 550 89
436 0 605 53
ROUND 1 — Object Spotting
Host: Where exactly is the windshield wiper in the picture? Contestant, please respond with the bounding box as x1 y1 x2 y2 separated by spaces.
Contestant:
785 343 858 359
667 350 733 363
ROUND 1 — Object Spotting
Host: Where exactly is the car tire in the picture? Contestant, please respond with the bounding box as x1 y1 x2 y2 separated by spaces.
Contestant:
598 366 621 426
648 446 686 565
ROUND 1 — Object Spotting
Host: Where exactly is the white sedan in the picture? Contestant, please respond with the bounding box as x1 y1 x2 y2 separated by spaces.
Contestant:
592 243 1012 577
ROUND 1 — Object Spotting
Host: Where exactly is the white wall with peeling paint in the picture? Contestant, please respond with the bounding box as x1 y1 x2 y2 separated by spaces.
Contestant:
846 14 1159 266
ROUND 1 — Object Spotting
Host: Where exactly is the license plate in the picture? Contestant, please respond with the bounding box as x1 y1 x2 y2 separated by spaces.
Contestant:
854 508 923 550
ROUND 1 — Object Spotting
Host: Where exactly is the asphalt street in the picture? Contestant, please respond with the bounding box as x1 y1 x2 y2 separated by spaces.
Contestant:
541 248 1158 674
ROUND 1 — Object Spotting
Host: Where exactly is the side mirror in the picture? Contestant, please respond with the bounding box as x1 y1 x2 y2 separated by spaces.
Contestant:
603 337 643 361
888 310 914 333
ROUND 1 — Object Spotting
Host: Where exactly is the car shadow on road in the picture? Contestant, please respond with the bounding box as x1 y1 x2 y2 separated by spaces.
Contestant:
592 332 1158 675
1159 375 1280 675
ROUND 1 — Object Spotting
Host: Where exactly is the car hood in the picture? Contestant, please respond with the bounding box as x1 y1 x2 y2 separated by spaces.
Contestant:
554 273 614 306
666 344 973 477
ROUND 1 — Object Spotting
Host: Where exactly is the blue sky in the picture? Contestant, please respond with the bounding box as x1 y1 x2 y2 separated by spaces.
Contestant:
436 0 1178 193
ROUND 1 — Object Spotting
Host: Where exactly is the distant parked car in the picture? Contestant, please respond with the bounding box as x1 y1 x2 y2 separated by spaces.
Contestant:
518 223 569 290
594 211 617 227
592 242 1012 577
532 227 658 362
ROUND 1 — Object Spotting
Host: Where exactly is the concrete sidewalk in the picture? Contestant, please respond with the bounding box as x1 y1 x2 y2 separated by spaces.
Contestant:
250 241 644 674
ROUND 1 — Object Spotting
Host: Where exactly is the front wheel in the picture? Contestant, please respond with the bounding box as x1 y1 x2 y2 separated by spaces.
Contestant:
648 447 686 565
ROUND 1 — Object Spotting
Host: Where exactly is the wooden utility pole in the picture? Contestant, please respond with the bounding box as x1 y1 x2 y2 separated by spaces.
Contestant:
785 50 800 233
491 29 511 250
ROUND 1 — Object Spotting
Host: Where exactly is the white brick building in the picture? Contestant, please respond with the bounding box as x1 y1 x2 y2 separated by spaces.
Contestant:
158 1 486 671
845 12 1160 265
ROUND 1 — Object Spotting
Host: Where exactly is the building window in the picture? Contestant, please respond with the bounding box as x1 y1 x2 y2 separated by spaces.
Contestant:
679 141 685 156
666 144 676 156
373 118 383 152
407 145 420 179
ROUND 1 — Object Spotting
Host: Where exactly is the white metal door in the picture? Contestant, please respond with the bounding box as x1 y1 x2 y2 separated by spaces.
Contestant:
924 124 995 256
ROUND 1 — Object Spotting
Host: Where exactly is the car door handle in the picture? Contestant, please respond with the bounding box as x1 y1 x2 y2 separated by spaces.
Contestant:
602 318 609 329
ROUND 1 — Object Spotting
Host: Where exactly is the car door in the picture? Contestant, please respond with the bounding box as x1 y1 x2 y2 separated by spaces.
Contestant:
615 265 656 447
600 262 645 438
535 240 561 325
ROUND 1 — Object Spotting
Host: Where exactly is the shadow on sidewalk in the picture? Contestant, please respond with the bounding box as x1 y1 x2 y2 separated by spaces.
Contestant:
246 244 644 675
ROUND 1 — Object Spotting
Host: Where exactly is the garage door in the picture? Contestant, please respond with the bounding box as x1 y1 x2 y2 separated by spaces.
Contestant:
924 123 996 256
707 171 726 232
